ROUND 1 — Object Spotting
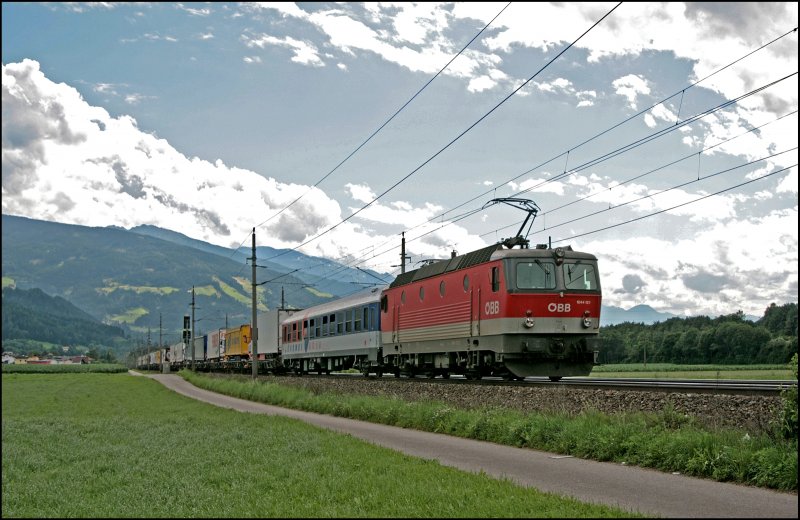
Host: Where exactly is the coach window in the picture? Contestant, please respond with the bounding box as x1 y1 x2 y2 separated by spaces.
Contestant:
345 309 352 333
322 315 328 336
291 322 298 342
419 286 425 301
314 317 321 338
309 318 316 339
439 280 446 297
491 266 500 292
336 312 344 334
354 308 362 332
303 320 308 339
282 325 288 343
463 274 469 292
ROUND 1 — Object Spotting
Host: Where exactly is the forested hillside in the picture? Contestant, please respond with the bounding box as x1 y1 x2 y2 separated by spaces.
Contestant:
2 287 127 352
599 303 798 364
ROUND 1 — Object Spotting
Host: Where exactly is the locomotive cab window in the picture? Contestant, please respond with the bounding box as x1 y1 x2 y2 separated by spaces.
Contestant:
516 260 556 290
564 261 599 291
491 266 500 292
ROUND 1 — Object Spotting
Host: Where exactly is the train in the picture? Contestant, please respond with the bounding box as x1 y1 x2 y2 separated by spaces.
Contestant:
136 240 602 381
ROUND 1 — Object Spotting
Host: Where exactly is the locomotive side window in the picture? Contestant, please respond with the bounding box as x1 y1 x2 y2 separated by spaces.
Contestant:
419 286 425 301
516 260 556 289
401 291 406 304
380 295 388 312
439 280 445 297
463 274 469 292
491 266 500 292
564 261 599 291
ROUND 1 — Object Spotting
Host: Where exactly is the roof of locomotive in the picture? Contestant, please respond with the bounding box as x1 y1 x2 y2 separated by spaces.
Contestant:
389 242 597 289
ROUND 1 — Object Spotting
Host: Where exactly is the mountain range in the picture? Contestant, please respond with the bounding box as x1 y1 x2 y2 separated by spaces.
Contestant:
2 214 695 345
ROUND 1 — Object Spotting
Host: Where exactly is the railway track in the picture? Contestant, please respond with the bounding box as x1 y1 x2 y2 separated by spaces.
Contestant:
304 372 796 396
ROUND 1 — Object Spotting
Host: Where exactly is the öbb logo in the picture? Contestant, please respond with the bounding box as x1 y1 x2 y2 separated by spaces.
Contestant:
547 303 571 313
485 301 500 315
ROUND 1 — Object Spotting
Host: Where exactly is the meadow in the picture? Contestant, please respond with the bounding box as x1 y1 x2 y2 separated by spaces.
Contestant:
2 372 640 518
3 360 796 518
179 369 797 492
591 363 794 380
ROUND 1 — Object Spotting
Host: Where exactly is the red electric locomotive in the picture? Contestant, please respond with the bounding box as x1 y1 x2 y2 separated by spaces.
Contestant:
379 199 601 380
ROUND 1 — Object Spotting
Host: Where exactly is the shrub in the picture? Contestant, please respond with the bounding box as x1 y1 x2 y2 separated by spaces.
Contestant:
775 353 798 439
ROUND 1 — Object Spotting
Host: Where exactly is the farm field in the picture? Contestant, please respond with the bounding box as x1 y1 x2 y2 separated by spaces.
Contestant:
2 373 638 518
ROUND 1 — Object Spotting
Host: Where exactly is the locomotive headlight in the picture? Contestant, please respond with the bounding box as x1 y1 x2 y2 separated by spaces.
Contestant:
524 310 535 328
582 310 592 328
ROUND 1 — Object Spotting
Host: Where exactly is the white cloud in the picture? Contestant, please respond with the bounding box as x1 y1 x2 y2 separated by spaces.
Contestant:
612 74 650 110
584 210 798 316
1 59 486 272
242 33 324 67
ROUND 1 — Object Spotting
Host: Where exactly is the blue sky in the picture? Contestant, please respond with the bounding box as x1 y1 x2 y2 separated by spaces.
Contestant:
2 2 797 318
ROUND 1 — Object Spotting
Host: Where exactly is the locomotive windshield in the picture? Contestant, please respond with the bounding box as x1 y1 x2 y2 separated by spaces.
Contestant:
508 257 600 292
516 260 557 289
563 260 599 291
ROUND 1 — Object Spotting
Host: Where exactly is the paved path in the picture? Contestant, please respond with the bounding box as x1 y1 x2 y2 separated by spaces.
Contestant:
137 372 798 518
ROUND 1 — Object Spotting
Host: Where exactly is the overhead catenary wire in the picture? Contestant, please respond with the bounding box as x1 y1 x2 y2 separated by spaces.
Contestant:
253 2 513 233
238 17 797 310
223 1 513 280
260 2 623 263
480 110 800 239
236 16 797 296
397 27 800 234
551 164 796 244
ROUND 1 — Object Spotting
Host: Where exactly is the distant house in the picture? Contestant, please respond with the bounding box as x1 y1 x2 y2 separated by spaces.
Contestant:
2 353 16 364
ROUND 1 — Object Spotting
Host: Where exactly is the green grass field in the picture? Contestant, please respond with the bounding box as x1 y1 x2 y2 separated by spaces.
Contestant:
2 373 641 518
591 363 794 380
